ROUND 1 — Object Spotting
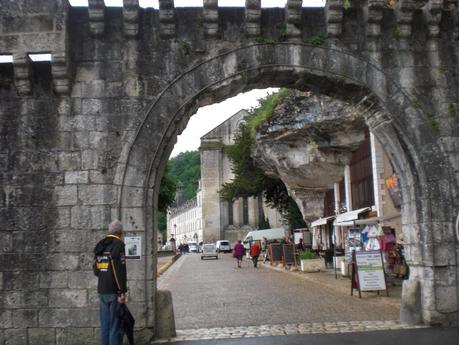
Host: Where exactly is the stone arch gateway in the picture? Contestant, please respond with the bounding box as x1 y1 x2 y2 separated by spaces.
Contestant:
0 1 458 343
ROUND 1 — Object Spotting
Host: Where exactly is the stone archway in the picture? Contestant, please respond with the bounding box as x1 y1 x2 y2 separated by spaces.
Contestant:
115 42 458 330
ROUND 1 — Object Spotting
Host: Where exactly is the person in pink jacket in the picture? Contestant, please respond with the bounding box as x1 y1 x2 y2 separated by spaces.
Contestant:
233 240 245 268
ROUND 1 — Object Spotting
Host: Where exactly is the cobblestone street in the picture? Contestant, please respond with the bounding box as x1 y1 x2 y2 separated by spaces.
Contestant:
158 253 401 333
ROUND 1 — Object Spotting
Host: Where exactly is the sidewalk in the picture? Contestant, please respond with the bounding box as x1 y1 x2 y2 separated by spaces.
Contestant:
157 252 180 276
260 260 402 309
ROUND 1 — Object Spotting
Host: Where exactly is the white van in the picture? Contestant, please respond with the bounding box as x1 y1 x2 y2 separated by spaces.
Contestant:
243 228 288 249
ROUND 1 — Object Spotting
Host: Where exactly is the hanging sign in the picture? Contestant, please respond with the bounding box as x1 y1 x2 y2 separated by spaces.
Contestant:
355 250 386 291
125 236 141 259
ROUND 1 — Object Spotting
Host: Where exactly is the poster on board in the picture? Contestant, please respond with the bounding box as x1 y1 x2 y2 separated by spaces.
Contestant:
125 236 141 259
355 250 386 291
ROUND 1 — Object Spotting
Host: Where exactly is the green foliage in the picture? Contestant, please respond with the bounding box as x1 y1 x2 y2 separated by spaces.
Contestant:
305 34 327 47
448 102 457 118
158 165 177 213
393 26 401 40
437 64 447 75
343 0 350 10
256 37 276 44
425 113 439 135
277 23 288 42
167 151 201 199
246 88 289 137
299 249 320 260
179 40 191 55
157 151 201 237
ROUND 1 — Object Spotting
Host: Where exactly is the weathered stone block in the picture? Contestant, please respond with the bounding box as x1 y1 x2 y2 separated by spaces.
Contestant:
49 289 88 308
54 207 71 229
68 271 97 290
82 99 104 116
80 81 105 98
39 271 69 289
121 207 145 231
59 115 96 132
81 150 99 170
12 309 38 328
65 171 89 184
78 185 118 205
3 271 39 290
56 327 96 345
55 186 78 206
28 328 56 345
155 290 176 339
39 308 98 328
58 152 81 171
71 205 111 230
4 328 27 345
47 253 79 271
0 310 12 328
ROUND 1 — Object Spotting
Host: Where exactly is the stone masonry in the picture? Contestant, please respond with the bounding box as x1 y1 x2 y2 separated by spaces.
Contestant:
0 0 458 344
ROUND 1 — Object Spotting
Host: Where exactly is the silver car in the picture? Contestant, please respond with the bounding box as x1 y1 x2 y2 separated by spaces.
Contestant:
201 243 218 260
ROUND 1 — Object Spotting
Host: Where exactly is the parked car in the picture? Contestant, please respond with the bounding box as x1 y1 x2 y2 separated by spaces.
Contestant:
201 243 218 260
215 240 231 253
187 241 199 253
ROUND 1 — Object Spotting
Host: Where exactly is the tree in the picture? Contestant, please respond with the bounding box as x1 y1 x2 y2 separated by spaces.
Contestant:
219 90 306 229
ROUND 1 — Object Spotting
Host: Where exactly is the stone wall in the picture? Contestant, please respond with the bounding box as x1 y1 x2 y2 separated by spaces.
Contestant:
0 1 458 343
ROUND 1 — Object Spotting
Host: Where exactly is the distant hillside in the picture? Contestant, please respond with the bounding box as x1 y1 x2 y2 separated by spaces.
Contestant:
168 150 201 200
158 150 201 240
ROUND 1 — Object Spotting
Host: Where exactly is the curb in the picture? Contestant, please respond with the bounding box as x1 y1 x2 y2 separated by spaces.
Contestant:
157 254 181 277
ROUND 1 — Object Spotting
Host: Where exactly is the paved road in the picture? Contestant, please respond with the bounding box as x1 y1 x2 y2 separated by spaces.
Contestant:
154 327 459 345
158 253 399 330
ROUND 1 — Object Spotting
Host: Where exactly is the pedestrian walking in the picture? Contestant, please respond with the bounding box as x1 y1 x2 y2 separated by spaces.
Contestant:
262 237 269 264
250 241 261 268
94 220 128 345
233 240 245 268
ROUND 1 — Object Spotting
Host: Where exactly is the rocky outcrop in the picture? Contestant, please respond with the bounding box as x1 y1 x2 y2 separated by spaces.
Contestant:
252 90 368 221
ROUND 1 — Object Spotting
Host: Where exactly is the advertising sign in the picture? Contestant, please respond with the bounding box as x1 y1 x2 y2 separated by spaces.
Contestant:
125 236 141 259
355 250 386 291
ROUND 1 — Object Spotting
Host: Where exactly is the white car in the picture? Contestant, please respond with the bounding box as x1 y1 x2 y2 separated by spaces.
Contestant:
215 240 231 253
188 241 199 253
201 243 218 260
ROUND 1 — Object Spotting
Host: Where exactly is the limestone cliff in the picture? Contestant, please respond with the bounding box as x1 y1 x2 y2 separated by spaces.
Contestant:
252 90 368 221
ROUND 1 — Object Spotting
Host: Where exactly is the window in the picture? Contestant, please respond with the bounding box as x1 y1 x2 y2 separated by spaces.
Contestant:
243 196 249 225
350 133 374 209
228 201 234 225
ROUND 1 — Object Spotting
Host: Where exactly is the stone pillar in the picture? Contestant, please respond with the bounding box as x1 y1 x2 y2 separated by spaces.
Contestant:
123 0 140 37
370 132 384 217
51 52 69 95
334 182 340 213
159 0 176 39
344 165 352 211
325 0 343 38
88 0 105 37
13 53 31 95
285 0 302 40
245 0 261 38
203 0 219 38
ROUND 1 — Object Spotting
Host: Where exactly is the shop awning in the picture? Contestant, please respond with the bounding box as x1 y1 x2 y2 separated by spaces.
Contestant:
334 210 401 227
334 207 371 225
311 216 335 227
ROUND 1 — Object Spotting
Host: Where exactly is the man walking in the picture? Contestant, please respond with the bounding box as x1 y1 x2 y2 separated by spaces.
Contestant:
94 220 128 345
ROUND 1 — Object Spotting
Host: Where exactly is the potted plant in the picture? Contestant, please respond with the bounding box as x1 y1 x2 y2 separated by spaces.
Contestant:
299 250 324 272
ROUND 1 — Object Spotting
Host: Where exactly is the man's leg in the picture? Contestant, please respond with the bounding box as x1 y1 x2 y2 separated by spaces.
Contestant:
108 296 122 345
99 294 117 345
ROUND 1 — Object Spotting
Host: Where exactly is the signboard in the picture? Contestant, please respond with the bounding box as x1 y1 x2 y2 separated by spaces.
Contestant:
125 236 141 259
269 244 283 264
282 244 295 265
355 250 386 291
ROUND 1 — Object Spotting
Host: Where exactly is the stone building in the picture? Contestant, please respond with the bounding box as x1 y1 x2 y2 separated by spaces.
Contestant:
168 109 284 245
167 181 204 244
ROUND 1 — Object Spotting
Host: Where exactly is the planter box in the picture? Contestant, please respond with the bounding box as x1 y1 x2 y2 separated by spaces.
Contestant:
300 258 325 272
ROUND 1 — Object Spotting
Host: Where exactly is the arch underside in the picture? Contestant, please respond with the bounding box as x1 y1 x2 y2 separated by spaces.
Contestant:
117 43 459 326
